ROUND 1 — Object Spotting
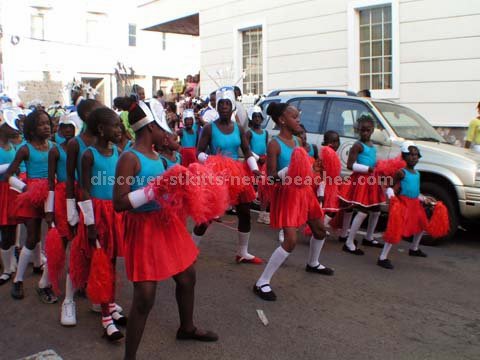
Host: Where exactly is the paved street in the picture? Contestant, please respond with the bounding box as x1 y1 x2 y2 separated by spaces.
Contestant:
1 213 479 360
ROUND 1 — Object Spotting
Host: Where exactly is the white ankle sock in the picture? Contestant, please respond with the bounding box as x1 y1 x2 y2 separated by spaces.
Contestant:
410 232 423 251
38 261 50 288
191 233 203 246
256 246 290 291
1 246 14 274
346 212 368 250
307 237 326 268
379 243 393 260
102 316 119 335
33 242 43 267
340 212 353 238
366 211 381 241
65 273 75 302
14 247 33 282
237 231 254 260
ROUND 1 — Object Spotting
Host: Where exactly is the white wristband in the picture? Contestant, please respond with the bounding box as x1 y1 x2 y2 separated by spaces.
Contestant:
317 181 325 197
128 187 155 209
8 176 26 192
277 167 288 180
418 194 426 202
0 163 9 174
78 199 95 226
352 162 370 173
386 187 395 199
66 198 79 226
247 156 259 172
198 152 208 164
45 191 55 213
251 152 260 161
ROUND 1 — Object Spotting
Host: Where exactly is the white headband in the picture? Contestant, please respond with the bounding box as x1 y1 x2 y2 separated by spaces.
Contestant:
131 116 154 131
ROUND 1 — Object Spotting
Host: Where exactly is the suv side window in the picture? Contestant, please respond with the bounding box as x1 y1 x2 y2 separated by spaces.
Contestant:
325 100 381 138
288 98 327 133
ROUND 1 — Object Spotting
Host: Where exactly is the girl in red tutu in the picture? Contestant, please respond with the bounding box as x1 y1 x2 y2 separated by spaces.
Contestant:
0 110 21 286
78 107 126 341
319 131 342 223
46 115 78 325
378 142 433 269
245 106 270 224
253 102 331 302
177 109 199 167
338 115 386 255
113 98 217 359
193 86 263 264
4 110 57 303
158 131 182 169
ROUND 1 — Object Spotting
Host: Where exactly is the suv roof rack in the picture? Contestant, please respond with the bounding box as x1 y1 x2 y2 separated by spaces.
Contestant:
267 89 358 97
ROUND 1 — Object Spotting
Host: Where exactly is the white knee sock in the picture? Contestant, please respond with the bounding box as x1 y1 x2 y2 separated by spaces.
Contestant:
237 231 254 260
14 247 33 282
0 246 14 274
346 212 368 250
379 243 393 260
191 233 203 247
38 260 50 288
340 212 353 238
307 237 326 269
33 242 43 267
65 273 75 302
324 214 332 227
410 232 424 251
10 247 17 272
256 246 290 291
366 211 381 241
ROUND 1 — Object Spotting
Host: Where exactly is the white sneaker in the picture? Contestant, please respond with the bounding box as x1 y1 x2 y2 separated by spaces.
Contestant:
263 212 270 225
257 211 265 224
278 229 284 243
61 300 77 326
91 303 102 313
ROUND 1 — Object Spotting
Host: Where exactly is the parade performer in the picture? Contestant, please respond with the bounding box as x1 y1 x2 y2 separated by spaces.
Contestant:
193 86 263 264
113 98 218 359
253 102 332 302
338 115 386 254
177 109 199 167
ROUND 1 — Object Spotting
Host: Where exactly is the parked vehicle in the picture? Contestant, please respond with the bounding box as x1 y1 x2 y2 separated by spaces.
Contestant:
258 89 480 243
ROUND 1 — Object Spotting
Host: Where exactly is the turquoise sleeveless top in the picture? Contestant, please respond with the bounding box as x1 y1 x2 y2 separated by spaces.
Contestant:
75 135 89 181
356 142 376 168
0 143 15 181
56 144 68 183
128 149 165 212
400 169 420 199
307 144 315 157
210 121 241 160
25 141 53 179
249 129 267 156
55 132 65 144
160 152 182 169
88 146 119 200
181 127 198 147
124 140 132 150
274 136 300 172
13 140 27 174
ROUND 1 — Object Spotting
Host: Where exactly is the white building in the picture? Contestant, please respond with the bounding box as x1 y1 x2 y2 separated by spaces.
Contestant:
0 0 200 106
143 0 480 133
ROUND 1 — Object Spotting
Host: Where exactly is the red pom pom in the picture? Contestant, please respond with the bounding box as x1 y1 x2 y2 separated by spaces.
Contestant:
86 248 114 304
45 227 65 295
321 146 342 179
426 201 450 238
206 155 247 205
69 233 90 290
375 156 407 177
16 179 49 208
384 197 406 244
288 147 314 186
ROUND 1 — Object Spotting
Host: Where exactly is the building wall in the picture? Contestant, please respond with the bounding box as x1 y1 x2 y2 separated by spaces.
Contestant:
199 0 480 128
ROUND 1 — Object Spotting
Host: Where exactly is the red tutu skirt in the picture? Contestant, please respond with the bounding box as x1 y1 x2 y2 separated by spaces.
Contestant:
180 147 197 167
0 182 18 225
54 182 72 240
399 196 428 238
338 173 386 207
78 198 124 260
123 210 199 282
270 183 323 229
13 178 49 220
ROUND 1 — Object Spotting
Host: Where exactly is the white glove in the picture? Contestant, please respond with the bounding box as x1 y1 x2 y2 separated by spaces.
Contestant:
8 176 26 192
44 191 55 213
66 198 79 226
246 156 259 172
386 187 395 199
198 152 208 164
352 162 370 173
0 163 9 174
78 200 95 226
251 152 260 161
418 194 426 202
277 167 288 181
128 186 156 209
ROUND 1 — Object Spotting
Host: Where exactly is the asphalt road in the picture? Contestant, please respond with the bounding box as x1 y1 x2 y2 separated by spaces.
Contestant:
1 214 479 360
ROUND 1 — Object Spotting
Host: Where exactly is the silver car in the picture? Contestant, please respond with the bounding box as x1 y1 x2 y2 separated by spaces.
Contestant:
258 89 480 243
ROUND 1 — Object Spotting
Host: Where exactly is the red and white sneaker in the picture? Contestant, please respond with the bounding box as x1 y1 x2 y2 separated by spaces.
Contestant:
235 255 264 264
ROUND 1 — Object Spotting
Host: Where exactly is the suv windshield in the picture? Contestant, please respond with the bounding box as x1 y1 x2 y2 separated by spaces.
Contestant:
374 101 446 143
